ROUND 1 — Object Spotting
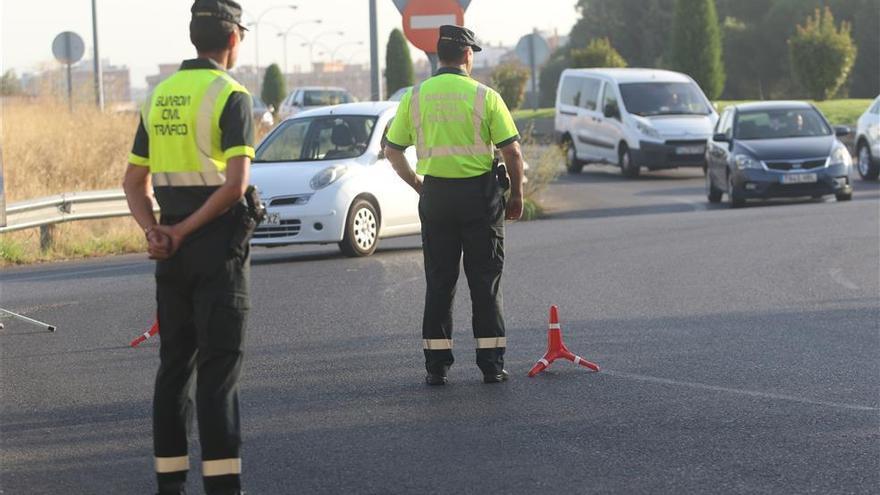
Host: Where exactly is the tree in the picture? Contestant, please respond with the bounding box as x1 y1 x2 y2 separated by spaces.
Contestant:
669 0 726 99
572 38 627 68
538 49 569 107
0 69 22 96
570 0 674 67
385 29 414 99
789 7 857 100
261 64 286 115
491 63 530 111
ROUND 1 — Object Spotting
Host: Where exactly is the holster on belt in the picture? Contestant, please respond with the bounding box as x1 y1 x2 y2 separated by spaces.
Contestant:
229 185 267 258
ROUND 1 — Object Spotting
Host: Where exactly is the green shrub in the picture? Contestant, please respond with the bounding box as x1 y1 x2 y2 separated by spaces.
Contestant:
572 38 627 68
491 63 530 110
261 64 286 114
788 7 857 101
385 29 415 99
669 0 725 99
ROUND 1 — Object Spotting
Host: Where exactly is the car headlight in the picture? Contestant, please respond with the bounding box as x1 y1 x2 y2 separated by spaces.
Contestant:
310 165 348 190
734 154 763 170
826 145 852 167
636 121 661 139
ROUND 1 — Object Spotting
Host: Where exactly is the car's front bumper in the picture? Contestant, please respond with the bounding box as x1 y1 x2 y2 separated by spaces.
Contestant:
250 204 345 246
731 164 853 199
633 140 708 169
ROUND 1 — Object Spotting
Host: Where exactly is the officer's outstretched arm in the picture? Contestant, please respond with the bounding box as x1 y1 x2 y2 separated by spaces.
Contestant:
154 156 251 255
499 141 524 220
385 145 422 193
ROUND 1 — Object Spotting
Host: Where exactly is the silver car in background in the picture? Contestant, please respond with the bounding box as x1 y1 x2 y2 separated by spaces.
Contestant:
854 95 880 180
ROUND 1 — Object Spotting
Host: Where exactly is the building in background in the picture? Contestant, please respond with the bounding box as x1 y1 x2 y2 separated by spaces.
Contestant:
19 59 131 107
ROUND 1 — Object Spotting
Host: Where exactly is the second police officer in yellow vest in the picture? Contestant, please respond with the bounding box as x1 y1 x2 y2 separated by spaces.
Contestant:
122 1 255 493
385 25 526 386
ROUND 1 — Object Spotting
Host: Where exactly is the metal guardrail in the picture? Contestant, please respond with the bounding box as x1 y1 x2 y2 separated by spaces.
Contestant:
0 189 157 235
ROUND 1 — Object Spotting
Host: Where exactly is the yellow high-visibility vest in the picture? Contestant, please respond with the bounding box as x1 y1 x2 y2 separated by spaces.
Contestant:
386 71 519 179
131 68 252 187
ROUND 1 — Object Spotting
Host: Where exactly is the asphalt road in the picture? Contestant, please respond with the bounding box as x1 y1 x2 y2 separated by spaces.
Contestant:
2 165 879 494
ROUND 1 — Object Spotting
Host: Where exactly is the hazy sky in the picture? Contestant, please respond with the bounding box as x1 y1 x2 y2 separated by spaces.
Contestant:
0 0 579 89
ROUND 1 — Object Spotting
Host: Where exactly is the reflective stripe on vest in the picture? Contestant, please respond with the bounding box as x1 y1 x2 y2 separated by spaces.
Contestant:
410 83 494 160
144 73 242 187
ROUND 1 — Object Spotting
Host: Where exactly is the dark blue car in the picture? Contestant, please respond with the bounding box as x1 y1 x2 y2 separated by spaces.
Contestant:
706 101 853 208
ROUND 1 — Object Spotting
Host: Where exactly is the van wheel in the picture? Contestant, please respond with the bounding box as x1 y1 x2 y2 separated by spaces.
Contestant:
857 141 879 180
620 145 639 178
564 138 583 174
339 199 379 257
706 171 723 203
728 173 745 208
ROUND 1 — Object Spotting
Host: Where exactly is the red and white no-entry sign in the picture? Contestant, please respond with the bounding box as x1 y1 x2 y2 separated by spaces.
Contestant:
402 0 464 54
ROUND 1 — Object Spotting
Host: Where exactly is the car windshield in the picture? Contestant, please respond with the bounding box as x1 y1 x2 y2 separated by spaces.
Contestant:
735 108 831 140
618 82 711 116
254 115 377 163
304 90 352 106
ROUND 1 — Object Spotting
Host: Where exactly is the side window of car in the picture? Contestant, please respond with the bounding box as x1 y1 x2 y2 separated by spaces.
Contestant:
603 85 620 120
717 109 733 137
872 99 880 115
580 78 601 111
559 76 582 108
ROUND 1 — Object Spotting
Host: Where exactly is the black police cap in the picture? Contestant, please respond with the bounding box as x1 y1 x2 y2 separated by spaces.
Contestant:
438 25 482 52
191 0 248 31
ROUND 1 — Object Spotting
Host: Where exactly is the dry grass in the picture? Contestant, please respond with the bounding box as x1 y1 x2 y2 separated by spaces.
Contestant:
520 139 565 221
1 98 144 265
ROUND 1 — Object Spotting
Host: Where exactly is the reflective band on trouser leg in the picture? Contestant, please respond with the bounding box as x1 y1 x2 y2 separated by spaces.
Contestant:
475 337 507 349
423 339 454 350
202 458 242 477
155 456 190 473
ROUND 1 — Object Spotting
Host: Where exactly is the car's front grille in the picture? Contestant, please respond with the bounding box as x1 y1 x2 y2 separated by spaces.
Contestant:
765 159 826 171
253 219 301 239
269 194 311 206
664 139 706 146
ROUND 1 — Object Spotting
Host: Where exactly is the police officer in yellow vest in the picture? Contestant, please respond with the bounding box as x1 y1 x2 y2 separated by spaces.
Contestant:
384 25 525 386
122 1 254 493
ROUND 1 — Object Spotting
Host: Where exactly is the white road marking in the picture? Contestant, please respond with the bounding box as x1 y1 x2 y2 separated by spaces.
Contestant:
829 268 860 290
603 369 877 412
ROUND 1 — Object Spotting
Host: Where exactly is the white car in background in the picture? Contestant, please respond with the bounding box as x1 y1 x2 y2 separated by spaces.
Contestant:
249 101 420 257
555 68 718 177
277 86 356 120
854 95 880 180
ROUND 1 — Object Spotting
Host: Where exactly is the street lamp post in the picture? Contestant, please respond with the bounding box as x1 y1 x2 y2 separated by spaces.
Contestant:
244 4 297 93
305 31 345 71
278 19 322 74
330 41 365 64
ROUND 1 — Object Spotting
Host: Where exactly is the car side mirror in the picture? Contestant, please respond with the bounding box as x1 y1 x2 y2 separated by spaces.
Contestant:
834 125 851 137
713 132 729 142
603 103 620 120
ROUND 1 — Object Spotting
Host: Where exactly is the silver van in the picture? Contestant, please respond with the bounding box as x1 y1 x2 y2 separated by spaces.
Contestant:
555 68 718 177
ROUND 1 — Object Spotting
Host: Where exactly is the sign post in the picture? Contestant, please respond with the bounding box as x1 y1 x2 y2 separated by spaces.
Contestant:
393 0 470 75
52 31 85 112
515 30 550 110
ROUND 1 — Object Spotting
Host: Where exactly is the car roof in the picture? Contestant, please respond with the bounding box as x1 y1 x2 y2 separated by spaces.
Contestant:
293 86 351 92
284 101 399 120
561 68 693 84
732 101 815 112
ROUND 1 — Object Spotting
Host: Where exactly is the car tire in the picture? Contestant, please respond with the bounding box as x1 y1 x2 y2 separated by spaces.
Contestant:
620 145 640 178
339 199 379 257
835 191 853 202
564 137 583 174
856 141 880 180
727 173 745 208
706 170 723 203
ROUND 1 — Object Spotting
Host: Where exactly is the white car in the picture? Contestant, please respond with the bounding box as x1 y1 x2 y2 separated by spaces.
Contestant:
855 95 880 180
277 87 355 121
249 101 420 257
555 68 718 177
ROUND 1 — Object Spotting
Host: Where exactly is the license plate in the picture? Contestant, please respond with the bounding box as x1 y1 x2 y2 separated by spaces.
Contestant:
676 145 705 155
265 212 281 225
780 173 818 184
